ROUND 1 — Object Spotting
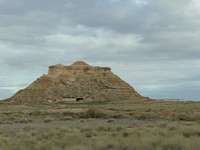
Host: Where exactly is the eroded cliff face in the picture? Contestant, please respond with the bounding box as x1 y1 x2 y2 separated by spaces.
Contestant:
7 61 144 102
48 62 111 78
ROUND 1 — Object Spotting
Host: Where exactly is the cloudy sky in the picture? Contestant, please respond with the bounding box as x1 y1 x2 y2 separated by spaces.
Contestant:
0 0 200 101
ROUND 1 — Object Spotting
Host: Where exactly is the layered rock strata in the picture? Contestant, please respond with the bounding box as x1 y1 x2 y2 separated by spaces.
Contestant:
7 61 143 102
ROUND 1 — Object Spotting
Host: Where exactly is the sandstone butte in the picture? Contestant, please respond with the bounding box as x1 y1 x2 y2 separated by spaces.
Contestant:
5 61 147 102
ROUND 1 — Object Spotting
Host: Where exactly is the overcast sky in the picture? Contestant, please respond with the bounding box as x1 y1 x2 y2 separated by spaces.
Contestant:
0 0 200 101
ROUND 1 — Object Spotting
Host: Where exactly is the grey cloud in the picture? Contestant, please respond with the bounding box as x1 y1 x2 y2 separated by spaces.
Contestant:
0 0 200 100
0 89 13 100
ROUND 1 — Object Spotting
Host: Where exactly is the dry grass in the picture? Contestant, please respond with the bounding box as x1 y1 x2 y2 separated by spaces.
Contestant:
0 100 200 149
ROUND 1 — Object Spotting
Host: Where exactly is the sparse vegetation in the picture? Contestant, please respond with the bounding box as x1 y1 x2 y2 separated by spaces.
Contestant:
107 118 115 123
61 116 73 121
0 100 200 149
44 117 53 123
84 108 106 118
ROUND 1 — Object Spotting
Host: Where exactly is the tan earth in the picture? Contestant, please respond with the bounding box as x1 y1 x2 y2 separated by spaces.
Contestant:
6 61 145 102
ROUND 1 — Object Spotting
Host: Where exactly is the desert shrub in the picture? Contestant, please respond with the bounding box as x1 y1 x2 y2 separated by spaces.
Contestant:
59 127 75 134
176 113 188 121
111 113 124 119
160 137 185 150
161 142 183 150
115 126 124 131
23 126 35 132
85 131 98 138
44 117 53 123
96 126 115 132
93 126 124 133
107 118 115 123
167 124 178 131
37 132 55 141
158 129 169 137
18 118 33 123
86 100 110 105
135 113 159 120
103 143 114 149
70 145 88 150
158 121 168 128
80 127 93 133
84 108 106 118
63 111 74 116
122 131 130 137
34 142 52 150
8 116 16 121
53 134 85 149
61 116 73 121
4 121 12 124
80 119 85 123
111 133 118 137
135 114 149 120
96 126 108 132
181 127 200 138
176 113 200 121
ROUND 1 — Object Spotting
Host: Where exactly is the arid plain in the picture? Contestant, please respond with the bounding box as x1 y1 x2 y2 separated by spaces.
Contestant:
1 62 200 150
0 100 200 150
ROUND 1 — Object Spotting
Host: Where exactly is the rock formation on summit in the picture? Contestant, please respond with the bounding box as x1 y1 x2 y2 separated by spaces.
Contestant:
6 61 144 102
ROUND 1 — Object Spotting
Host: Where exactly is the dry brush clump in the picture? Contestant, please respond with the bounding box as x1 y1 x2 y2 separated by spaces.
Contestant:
84 108 107 118
18 118 33 123
44 117 54 123
107 118 116 123
180 126 200 138
175 113 200 121
61 116 73 121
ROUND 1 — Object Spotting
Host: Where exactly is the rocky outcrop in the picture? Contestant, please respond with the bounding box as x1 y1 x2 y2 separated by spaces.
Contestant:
7 61 144 102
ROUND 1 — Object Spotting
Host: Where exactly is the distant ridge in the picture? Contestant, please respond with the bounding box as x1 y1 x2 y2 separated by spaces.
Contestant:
158 99 187 102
